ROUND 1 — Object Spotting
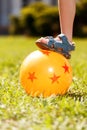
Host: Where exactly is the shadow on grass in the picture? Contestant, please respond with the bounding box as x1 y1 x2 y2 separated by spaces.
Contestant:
66 91 87 101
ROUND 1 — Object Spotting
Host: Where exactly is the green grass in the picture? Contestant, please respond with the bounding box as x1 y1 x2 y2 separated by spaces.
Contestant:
0 36 87 130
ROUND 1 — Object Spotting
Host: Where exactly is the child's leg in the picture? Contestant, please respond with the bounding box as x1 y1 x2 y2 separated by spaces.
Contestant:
35 0 76 58
58 0 76 42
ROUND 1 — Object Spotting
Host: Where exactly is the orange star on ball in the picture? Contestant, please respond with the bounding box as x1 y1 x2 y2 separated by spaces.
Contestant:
62 63 69 73
28 72 37 82
50 73 60 84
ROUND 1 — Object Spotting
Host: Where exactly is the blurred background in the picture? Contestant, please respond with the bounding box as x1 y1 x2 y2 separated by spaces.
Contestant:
0 0 87 37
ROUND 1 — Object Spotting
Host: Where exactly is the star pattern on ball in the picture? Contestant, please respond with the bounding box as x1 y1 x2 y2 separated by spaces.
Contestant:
28 72 37 82
62 63 69 73
50 73 60 84
41 50 51 56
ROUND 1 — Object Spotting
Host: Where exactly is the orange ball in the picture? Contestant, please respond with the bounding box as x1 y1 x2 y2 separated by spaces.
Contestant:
20 50 72 97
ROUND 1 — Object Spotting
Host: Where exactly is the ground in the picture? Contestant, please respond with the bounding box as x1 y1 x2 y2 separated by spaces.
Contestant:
0 36 87 130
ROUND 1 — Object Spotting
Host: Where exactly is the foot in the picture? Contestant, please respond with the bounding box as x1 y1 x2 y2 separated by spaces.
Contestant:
35 34 75 59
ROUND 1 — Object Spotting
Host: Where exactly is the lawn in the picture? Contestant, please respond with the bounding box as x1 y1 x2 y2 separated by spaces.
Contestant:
0 36 87 130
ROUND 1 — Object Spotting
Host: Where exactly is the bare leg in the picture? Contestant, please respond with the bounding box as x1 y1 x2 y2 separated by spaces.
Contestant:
58 0 76 42
36 0 76 58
